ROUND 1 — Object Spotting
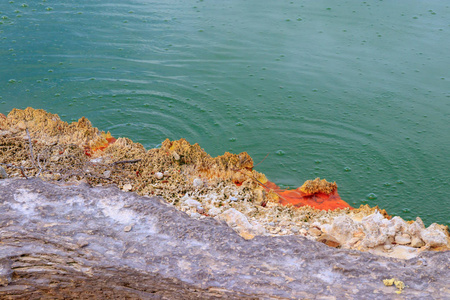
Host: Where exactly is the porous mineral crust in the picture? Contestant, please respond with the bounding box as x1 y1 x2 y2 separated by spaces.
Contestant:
300 177 337 195
1 107 449 259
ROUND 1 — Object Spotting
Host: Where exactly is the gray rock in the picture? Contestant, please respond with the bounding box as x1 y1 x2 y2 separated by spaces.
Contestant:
0 178 449 299
0 258 12 287
0 167 8 179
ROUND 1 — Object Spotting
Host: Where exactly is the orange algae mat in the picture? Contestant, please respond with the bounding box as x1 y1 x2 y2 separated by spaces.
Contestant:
89 132 352 211
263 181 353 210
85 132 117 156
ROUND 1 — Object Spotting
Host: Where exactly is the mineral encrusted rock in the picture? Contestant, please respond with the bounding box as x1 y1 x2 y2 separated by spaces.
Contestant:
217 208 267 239
1 107 449 260
1 178 449 299
318 212 449 259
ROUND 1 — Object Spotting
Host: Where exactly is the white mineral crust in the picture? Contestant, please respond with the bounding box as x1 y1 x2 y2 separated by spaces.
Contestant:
182 197 202 208
207 207 222 217
217 208 266 239
193 178 203 188
395 234 412 245
420 223 448 247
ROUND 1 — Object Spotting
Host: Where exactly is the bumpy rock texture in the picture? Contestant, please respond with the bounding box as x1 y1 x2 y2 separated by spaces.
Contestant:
1 178 449 299
1 107 450 260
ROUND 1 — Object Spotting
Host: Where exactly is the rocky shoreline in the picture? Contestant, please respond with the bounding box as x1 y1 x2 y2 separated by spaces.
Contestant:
1 177 449 299
1 107 449 261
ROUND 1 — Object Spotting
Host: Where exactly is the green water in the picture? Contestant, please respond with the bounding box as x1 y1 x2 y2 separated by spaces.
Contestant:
1 1 449 226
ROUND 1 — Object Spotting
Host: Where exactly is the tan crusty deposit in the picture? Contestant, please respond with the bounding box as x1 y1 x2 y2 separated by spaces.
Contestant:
1 107 449 259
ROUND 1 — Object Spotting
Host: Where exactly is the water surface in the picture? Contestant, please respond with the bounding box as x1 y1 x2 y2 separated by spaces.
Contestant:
1 0 449 226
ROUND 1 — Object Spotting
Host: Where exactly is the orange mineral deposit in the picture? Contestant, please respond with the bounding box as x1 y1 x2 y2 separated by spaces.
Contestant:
264 178 352 210
89 132 117 154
